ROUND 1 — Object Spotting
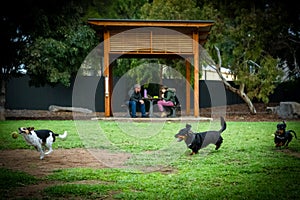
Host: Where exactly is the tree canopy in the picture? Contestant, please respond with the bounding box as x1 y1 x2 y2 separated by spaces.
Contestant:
1 0 299 98
205 1 299 105
2 0 98 86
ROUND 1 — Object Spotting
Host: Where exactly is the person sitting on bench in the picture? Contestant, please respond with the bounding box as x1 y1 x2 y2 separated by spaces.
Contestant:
129 84 148 118
157 85 176 117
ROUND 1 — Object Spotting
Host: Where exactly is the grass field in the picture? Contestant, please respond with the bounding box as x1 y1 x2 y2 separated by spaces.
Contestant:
0 120 299 199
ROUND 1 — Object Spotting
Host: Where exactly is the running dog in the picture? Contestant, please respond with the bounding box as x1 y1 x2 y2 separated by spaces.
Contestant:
175 117 226 155
274 121 297 148
18 127 67 159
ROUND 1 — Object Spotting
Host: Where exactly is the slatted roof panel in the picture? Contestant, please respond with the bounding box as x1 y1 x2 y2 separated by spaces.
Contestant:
88 19 214 54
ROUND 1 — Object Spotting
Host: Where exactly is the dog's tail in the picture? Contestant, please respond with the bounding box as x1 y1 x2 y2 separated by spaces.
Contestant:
55 131 67 139
289 130 297 139
219 116 226 133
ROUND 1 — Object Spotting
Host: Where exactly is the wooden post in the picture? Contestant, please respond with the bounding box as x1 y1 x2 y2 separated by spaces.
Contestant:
193 32 199 117
109 63 113 116
185 58 191 115
103 29 111 117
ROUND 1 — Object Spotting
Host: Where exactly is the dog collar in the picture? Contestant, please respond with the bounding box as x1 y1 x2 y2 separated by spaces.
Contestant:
187 134 195 147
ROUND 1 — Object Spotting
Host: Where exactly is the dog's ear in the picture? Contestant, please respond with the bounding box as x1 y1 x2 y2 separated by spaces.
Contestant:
186 124 192 130
282 121 287 128
28 127 34 131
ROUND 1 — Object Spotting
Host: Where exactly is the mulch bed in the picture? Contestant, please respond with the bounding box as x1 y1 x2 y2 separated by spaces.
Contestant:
4 103 299 121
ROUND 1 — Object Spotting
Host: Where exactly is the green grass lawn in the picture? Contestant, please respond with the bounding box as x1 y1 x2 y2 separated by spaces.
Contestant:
0 120 299 199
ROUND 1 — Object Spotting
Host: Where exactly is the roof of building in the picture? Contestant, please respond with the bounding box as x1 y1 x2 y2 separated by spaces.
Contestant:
88 18 214 46
88 18 214 27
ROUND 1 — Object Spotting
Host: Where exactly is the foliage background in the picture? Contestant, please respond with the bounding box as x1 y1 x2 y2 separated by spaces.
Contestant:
1 0 299 112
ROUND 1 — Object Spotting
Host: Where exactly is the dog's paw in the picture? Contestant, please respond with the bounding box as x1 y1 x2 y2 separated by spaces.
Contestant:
40 153 45 160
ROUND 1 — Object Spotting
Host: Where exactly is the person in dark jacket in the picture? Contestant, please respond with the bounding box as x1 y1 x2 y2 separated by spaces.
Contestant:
129 84 147 118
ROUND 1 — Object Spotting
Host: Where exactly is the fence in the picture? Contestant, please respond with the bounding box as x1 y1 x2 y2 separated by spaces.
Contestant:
6 75 298 112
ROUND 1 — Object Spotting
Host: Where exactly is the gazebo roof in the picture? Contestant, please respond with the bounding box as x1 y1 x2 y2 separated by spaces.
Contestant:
88 18 214 45
88 18 214 27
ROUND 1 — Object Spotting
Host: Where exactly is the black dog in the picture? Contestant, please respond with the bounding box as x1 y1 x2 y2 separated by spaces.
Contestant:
274 121 297 148
175 117 226 155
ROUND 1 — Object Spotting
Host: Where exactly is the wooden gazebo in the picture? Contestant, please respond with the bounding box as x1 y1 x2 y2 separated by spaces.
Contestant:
87 19 214 117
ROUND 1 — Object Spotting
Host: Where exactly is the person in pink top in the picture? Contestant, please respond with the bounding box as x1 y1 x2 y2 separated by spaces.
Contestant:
157 85 176 117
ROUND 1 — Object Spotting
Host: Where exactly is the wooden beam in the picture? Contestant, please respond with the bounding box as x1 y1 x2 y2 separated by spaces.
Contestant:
103 29 111 117
185 59 191 115
193 32 199 117
88 19 214 28
110 51 193 55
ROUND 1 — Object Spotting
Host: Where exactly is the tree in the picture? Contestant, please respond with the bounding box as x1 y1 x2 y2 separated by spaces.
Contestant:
260 1 300 80
0 0 37 119
200 1 291 113
0 0 99 119
83 0 147 20
140 0 201 20
1 0 153 119
0 7 27 119
24 25 97 87
139 0 293 114
21 1 98 87
198 1 300 80
203 46 281 114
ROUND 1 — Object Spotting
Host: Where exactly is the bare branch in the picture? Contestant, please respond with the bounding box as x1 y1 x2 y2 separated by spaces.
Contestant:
214 46 222 70
247 60 261 68
212 46 257 114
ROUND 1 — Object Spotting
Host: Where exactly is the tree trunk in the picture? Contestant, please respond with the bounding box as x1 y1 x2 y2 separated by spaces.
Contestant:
0 79 6 120
221 82 257 114
214 46 257 114
236 84 257 114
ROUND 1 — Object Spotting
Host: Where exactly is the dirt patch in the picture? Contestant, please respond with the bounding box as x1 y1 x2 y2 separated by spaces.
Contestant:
4 181 59 200
0 148 137 178
0 148 132 200
200 102 284 121
276 148 300 158
5 109 104 120
0 149 110 177
0 148 178 199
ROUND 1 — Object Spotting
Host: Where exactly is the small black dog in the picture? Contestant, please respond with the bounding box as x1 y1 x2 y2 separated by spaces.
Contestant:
175 117 226 155
274 121 297 148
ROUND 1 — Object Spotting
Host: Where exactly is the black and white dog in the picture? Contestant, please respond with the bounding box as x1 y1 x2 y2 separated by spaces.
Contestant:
175 117 226 155
18 127 67 159
274 121 297 148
